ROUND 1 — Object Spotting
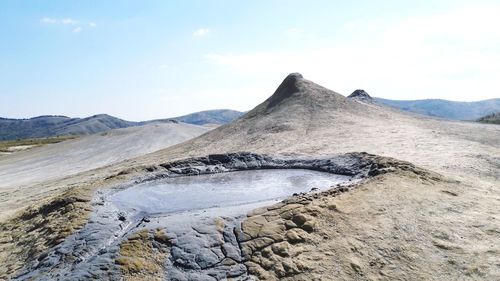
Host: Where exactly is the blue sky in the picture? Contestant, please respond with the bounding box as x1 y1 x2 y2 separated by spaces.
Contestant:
1 0 499 120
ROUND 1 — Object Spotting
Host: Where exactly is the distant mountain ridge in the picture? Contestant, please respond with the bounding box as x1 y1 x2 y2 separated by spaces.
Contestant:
172 109 244 125
0 114 135 141
374 97 500 120
3 94 498 141
0 110 245 141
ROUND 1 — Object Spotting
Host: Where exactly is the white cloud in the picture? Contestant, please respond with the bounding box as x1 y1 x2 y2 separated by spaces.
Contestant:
158 64 168 69
61 18 78 25
40 17 78 25
204 5 500 101
40 17 58 24
284 28 303 36
40 18 98 33
193 28 210 37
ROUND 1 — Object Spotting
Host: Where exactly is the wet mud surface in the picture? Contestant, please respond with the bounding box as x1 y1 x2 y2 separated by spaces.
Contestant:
14 152 386 280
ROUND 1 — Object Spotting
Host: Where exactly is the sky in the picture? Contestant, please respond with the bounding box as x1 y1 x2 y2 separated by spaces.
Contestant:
1 0 499 121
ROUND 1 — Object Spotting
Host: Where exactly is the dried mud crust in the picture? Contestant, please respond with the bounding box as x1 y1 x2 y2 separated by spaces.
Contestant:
238 164 442 280
111 153 439 280
236 165 499 280
137 151 438 182
0 186 94 278
0 152 439 280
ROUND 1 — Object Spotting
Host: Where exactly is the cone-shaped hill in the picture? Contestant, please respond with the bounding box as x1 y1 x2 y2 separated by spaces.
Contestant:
148 74 383 155
134 73 498 175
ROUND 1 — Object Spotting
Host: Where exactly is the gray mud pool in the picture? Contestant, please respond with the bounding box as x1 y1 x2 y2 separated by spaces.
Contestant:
18 168 352 280
110 169 349 215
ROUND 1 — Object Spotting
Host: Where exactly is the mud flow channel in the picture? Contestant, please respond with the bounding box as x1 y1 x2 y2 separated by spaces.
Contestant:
110 169 350 215
17 169 352 280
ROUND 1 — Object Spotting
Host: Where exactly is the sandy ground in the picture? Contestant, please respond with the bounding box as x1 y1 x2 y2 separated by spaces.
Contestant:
0 73 498 280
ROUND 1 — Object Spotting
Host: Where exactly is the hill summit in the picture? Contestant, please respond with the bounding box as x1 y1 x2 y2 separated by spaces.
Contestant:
348 89 372 102
151 73 391 158
266 72 304 108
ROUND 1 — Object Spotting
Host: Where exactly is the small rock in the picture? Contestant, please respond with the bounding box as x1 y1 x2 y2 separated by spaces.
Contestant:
261 247 273 258
284 220 297 229
301 220 316 233
271 241 290 257
251 237 275 250
282 258 299 275
280 211 294 220
292 214 308 226
285 229 307 243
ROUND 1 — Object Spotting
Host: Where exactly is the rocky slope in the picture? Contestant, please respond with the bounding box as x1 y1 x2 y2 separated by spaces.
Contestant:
0 73 499 280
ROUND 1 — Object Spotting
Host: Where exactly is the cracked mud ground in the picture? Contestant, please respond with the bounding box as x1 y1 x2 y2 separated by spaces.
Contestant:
5 152 375 280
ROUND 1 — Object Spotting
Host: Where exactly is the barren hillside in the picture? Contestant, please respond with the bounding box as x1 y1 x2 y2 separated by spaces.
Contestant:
135 73 498 179
0 121 210 220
